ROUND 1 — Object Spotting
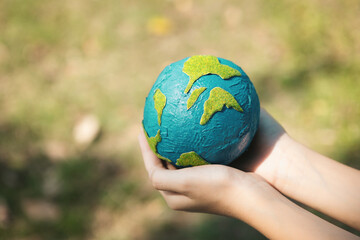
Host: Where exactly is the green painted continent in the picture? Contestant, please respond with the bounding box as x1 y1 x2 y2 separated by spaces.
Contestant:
176 151 209 167
200 87 243 125
187 87 207 110
182 55 241 94
143 125 171 163
153 89 166 125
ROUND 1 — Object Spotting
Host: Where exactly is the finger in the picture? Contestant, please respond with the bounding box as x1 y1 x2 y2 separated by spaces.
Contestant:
160 190 181 197
138 130 165 175
160 190 195 211
165 161 177 170
138 131 190 192
151 164 224 193
150 167 190 192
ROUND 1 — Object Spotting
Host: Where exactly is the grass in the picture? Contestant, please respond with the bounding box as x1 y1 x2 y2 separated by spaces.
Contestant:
0 0 359 239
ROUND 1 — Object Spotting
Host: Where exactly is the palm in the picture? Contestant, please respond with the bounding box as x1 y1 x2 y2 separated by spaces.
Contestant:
230 108 285 174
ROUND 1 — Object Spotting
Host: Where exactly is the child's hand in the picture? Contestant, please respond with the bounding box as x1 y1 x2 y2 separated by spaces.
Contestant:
138 130 275 218
233 108 360 231
138 109 360 239
230 108 288 184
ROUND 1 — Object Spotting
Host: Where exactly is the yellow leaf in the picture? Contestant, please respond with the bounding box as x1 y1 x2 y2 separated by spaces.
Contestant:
147 16 172 36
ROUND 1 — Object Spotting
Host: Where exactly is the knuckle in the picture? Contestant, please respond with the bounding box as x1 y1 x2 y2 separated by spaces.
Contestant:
215 167 233 184
172 206 182 211
150 170 161 190
151 180 160 190
178 182 191 195
168 201 181 211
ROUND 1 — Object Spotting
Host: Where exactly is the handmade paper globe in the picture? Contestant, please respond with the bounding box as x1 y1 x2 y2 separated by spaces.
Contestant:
143 55 260 167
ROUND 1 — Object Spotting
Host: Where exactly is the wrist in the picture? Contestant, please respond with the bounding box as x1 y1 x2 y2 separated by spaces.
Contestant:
228 172 302 239
227 172 282 221
254 133 298 189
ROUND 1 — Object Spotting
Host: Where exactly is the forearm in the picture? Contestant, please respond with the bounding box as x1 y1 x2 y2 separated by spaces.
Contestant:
232 185 358 240
256 134 360 230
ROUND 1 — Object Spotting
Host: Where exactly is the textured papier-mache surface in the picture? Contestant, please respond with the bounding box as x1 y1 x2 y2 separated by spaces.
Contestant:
143 55 260 167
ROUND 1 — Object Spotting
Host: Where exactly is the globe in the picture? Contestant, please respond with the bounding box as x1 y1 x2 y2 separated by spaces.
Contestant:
143 55 260 167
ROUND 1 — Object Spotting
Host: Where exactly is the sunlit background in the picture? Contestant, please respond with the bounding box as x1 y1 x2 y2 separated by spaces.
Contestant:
0 0 359 239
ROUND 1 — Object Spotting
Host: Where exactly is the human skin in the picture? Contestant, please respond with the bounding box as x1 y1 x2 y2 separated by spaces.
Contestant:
138 108 360 239
233 109 360 230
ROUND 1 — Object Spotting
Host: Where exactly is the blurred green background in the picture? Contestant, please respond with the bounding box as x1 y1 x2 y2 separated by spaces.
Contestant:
0 0 359 239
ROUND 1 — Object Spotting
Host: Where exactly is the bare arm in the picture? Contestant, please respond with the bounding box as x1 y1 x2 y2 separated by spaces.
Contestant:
256 133 360 230
138 131 359 240
234 108 360 230
236 173 359 240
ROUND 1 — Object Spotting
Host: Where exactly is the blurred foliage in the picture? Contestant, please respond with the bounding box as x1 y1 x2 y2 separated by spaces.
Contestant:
0 0 359 239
